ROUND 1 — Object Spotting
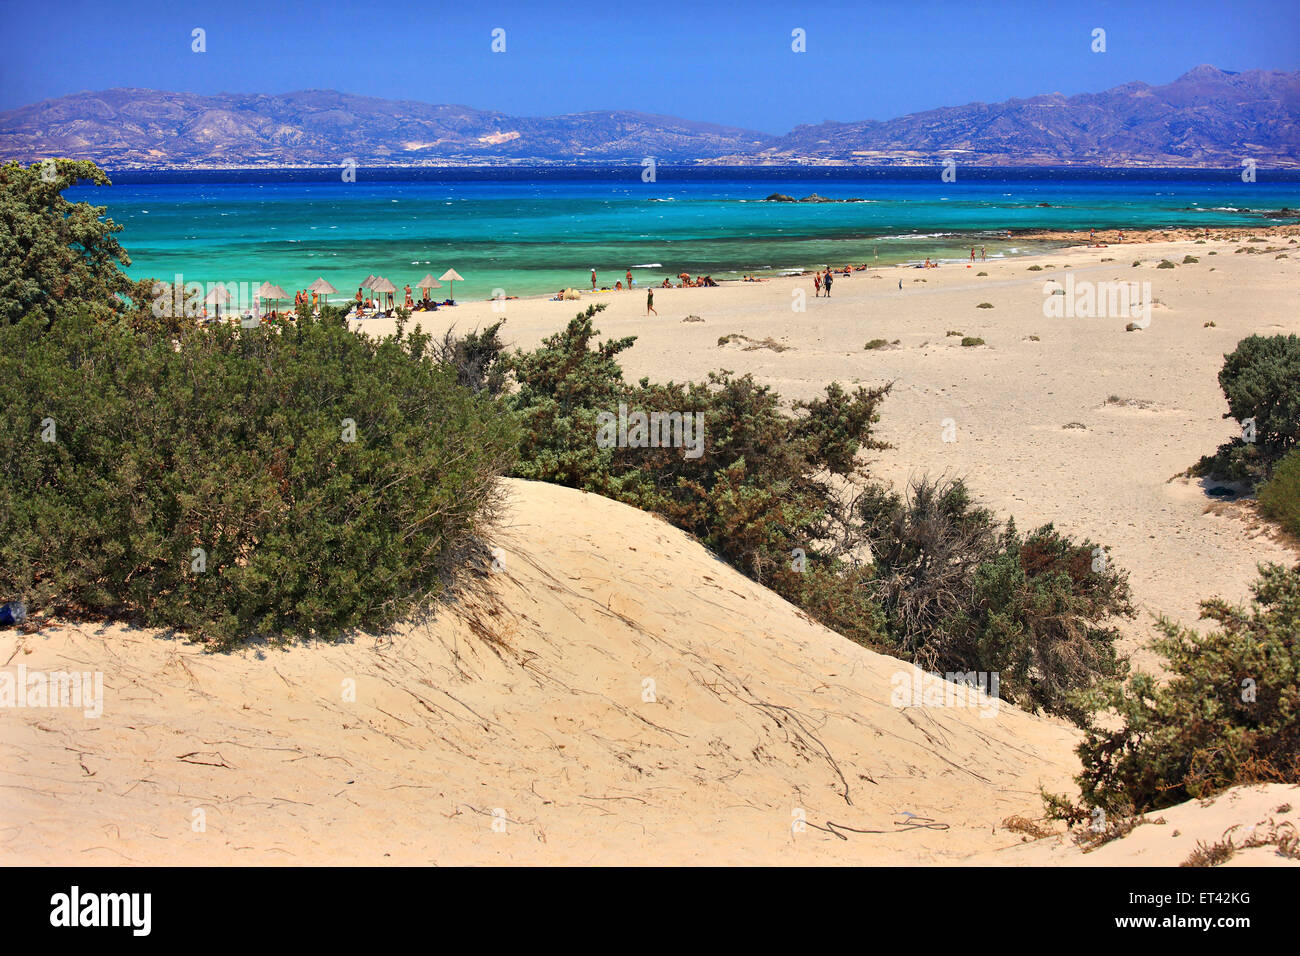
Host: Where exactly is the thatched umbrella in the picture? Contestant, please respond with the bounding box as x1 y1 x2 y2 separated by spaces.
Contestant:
308 277 337 309
439 269 463 301
204 283 231 322
371 276 398 311
417 273 441 296
263 284 289 317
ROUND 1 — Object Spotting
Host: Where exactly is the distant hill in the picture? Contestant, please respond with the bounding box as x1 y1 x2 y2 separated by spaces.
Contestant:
750 65 1300 168
1 66 1296 168
0 88 770 167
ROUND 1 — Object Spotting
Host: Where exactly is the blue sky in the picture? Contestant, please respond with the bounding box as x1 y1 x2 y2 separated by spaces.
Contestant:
0 0 1296 133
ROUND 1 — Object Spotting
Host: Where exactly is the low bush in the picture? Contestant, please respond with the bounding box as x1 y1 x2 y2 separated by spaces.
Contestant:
0 311 517 646
860 478 1132 722
1193 334 1300 486
1066 563 1300 813
1258 448 1300 537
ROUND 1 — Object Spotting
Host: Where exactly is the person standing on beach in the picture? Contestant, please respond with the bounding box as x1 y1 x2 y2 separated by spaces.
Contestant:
980 245 986 261
823 268 833 297
814 271 822 297
591 268 597 291
647 289 656 316
626 268 633 289
970 247 976 262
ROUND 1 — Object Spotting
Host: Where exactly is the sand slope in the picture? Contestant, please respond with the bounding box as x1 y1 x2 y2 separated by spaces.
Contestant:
2 479 1085 865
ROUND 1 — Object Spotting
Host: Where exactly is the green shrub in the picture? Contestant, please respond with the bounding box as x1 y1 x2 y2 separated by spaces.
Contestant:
1157 259 1177 269
1183 255 1199 263
864 338 889 350
0 311 517 646
1193 334 1300 485
1258 449 1300 537
961 337 985 347
1027 265 1043 272
976 302 993 309
1068 564 1300 813
0 160 133 328
860 478 1132 722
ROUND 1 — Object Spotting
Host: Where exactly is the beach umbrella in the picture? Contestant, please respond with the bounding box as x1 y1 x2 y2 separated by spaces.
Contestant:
204 284 231 321
371 276 397 310
263 284 289 316
308 277 337 308
417 273 441 294
439 269 463 300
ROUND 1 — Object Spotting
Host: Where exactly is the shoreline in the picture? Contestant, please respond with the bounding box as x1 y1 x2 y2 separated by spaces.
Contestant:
335 222 1298 310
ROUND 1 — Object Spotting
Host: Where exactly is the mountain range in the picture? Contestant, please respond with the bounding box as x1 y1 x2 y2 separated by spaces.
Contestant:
1 65 1296 168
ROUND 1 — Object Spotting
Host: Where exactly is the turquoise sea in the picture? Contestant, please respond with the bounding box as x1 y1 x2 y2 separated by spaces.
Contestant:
70 166 1300 305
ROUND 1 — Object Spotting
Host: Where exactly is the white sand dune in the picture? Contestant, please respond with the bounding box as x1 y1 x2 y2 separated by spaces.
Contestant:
2 479 1085 865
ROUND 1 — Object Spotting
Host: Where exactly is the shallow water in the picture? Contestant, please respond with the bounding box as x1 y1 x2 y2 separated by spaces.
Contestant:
71 165 1300 304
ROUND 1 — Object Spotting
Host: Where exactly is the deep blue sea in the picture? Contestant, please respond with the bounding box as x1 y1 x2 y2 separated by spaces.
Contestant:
69 166 1300 304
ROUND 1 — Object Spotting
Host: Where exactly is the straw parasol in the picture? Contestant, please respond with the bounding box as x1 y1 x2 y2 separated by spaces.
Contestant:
308 277 337 308
417 273 441 297
263 284 289 314
370 277 397 310
439 269 463 301
204 284 231 321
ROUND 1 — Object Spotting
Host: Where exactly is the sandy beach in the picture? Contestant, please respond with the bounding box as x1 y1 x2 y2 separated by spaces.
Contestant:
3 232 1297 866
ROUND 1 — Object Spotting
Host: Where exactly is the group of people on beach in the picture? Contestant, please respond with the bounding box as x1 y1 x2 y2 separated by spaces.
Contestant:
293 290 321 312
813 268 835 297
352 283 445 317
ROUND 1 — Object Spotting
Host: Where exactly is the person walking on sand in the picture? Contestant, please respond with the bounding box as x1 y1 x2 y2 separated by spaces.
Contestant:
970 246 976 262
980 245 986 261
647 288 656 316
823 268 833 297
591 268 597 291
814 271 822 297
